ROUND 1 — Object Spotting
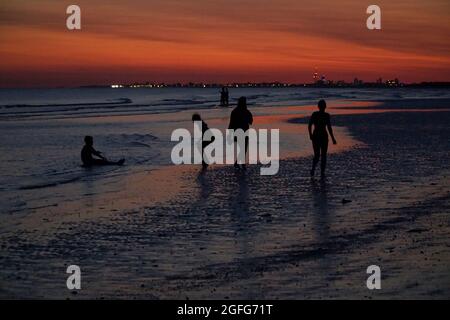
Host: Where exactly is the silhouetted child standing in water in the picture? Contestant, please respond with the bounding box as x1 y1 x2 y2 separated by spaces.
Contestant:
81 136 125 167
308 99 337 177
192 114 214 170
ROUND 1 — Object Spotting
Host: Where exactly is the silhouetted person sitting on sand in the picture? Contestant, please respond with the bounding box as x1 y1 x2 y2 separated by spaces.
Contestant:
308 99 337 177
228 96 253 170
81 136 125 167
192 114 214 170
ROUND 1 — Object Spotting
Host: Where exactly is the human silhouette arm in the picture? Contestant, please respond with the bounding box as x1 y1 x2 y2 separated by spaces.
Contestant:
92 147 107 160
327 115 337 144
248 111 253 125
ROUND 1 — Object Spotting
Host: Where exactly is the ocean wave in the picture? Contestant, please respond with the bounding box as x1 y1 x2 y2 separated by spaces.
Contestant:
160 98 215 106
19 175 85 190
18 165 123 191
0 99 218 121
0 97 132 109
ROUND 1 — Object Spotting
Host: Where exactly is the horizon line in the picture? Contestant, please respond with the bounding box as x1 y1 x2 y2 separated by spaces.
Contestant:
1 80 450 90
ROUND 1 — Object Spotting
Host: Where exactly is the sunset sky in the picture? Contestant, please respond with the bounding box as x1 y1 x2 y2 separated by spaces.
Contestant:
0 0 449 87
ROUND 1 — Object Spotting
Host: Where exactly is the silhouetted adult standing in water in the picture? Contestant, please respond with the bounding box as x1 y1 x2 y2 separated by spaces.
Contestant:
228 96 253 169
81 136 125 167
308 99 337 177
192 113 214 170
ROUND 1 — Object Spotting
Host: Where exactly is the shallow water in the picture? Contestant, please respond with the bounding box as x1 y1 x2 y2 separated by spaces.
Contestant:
0 87 449 219
1 87 449 217
0 87 369 218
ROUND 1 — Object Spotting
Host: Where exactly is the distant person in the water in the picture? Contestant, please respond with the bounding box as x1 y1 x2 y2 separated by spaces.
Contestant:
220 87 229 107
81 136 125 167
192 113 214 170
220 88 226 106
228 96 253 169
224 87 229 106
308 99 337 177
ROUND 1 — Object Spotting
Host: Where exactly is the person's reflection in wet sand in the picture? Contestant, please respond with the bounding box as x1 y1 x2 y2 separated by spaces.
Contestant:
233 171 250 215
196 170 213 202
82 172 96 218
311 178 330 243
230 170 255 298
195 169 255 297
310 177 333 287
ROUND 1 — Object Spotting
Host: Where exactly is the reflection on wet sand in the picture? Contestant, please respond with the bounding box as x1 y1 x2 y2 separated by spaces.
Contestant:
310 177 333 284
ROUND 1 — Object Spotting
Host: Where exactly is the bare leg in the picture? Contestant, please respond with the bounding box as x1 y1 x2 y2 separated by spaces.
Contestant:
90 159 124 166
311 139 320 176
320 139 329 176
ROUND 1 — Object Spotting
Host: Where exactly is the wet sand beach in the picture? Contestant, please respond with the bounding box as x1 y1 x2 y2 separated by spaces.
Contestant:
0 98 449 299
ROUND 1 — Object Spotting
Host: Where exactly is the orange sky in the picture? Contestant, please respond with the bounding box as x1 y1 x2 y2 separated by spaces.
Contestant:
0 0 449 87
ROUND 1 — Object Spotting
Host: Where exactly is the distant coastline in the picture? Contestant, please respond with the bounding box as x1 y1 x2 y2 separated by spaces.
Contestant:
2 81 449 90
81 81 450 89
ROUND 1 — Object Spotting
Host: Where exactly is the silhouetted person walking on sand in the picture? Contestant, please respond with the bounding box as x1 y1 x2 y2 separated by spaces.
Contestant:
192 113 214 170
81 136 125 167
228 96 253 170
308 99 337 177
